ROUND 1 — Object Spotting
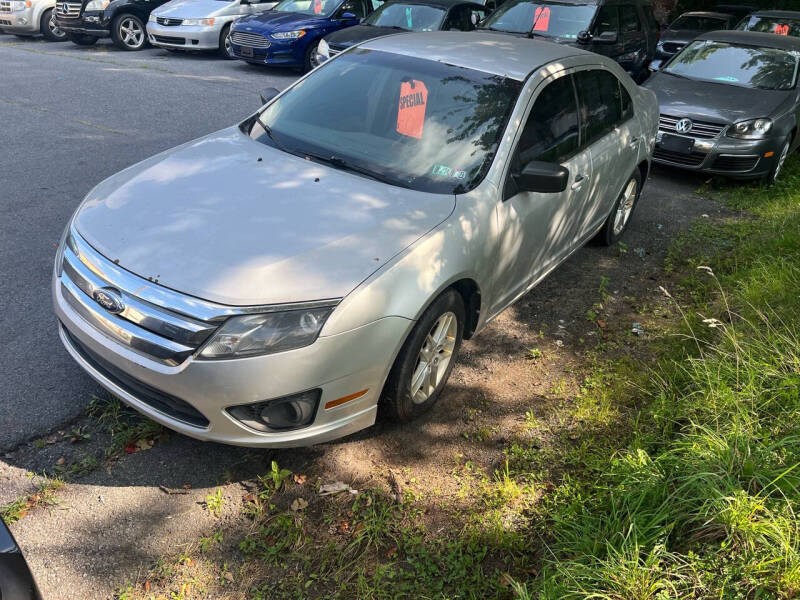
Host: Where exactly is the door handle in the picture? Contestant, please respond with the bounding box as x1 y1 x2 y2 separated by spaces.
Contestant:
571 175 586 191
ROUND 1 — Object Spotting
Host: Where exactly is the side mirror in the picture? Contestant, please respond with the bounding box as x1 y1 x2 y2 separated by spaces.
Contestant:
648 58 663 72
595 30 618 43
515 161 569 194
260 87 280 104
341 11 356 18
577 29 592 44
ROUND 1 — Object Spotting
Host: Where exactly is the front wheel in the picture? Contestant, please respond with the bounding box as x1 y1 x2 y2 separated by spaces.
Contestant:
595 169 642 246
381 289 465 423
41 8 67 41
303 38 320 72
112 13 147 50
218 22 234 59
764 137 791 186
67 33 98 45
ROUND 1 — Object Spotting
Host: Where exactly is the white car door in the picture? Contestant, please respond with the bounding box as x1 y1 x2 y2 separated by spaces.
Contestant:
489 71 593 315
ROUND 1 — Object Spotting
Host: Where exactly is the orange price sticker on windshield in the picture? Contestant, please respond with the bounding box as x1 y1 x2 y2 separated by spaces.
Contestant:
313 0 322 14
396 80 428 139
774 23 789 35
533 6 550 31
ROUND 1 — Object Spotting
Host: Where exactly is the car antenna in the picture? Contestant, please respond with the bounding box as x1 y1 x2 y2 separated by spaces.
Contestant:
527 5 544 38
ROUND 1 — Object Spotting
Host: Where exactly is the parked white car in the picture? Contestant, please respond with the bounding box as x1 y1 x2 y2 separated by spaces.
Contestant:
53 32 657 448
147 0 276 58
0 0 66 40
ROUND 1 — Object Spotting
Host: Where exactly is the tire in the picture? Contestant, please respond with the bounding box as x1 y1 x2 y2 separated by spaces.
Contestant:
381 289 465 423
67 33 98 45
112 13 147 50
764 137 791 186
303 38 320 72
595 169 642 246
41 8 67 41
218 22 234 59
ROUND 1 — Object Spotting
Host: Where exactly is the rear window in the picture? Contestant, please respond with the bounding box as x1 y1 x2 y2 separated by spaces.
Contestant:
481 0 597 38
670 15 729 31
665 40 799 90
737 15 800 37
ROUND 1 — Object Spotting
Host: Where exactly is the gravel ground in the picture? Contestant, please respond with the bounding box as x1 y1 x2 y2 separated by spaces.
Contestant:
0 32 722 599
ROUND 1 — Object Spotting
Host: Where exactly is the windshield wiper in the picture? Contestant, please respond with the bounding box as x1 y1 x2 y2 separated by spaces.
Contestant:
302 150 401 187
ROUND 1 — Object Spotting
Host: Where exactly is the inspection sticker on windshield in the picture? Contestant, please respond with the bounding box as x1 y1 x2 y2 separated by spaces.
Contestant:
397 80 428 139
432 165 466 178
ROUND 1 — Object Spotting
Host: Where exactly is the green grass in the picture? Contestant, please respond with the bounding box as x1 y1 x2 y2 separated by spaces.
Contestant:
0 476 64 523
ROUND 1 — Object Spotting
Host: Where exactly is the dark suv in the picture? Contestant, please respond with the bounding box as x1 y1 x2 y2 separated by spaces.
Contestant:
54 0 169 49
479 0 659 82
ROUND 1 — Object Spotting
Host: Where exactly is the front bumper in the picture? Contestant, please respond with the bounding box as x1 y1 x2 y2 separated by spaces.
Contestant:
54 275 411 447
652 132 781 179
229 36 303 66
55 11 110 36
146 21 223 50
0 7 38 33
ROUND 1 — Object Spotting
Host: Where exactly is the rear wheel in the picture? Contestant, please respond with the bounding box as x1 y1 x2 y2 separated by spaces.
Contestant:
41 8 67 41
218 22 234 59
112 13 147 50
764 137 791 186
67 33 98 45
595 170 642 246
381 289 465 423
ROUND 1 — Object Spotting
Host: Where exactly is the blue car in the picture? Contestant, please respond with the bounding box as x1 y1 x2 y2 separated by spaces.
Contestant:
230 0 379 71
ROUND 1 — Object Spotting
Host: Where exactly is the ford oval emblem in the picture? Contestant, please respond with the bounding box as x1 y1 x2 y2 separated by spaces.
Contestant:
92 288 125 314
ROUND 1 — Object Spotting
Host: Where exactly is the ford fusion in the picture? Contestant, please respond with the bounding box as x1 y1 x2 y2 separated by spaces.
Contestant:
645 31 800 184
53 32 657 447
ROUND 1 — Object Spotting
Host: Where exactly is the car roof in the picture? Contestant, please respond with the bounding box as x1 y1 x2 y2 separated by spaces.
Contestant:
360 31 591 81
748 11 800 19
382 0 484 7
697 29 800 51
678 11 734 19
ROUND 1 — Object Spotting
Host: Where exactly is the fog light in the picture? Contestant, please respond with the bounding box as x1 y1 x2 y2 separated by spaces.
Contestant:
85 15 99 22
227 389 320 432
18 16 27 24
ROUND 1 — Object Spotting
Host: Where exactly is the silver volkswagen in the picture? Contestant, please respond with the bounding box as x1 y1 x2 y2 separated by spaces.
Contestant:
147 0 276 58
53 32 657 447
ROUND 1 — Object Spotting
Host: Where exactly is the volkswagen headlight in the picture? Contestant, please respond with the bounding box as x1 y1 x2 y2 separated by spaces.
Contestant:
182 17 215 25
317 37 329 58
271 29 305 39
85 0 110 10
199 307 333 359
727 118 773 140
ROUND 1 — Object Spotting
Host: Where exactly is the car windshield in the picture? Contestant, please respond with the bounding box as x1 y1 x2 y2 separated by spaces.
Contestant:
737 15 800 37
272 0 341 17
670 15 728 31
364 3 447 30
480 0 596 38
664 40 799 90
249 49 521 194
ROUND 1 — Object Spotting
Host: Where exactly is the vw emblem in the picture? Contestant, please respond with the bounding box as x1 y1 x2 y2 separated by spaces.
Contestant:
675 118 693 134
92 288 125 314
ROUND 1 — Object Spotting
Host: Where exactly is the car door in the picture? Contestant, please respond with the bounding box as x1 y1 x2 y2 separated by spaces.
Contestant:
619 4 645 74
572 68 639 241
590 4 623 63
490 72 593 313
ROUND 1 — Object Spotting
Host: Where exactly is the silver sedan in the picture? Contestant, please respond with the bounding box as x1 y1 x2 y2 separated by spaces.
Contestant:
53 32 657 447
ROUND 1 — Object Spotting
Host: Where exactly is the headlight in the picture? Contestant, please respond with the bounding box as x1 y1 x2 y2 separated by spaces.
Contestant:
199 307 333 359
182 17 215 25
271 29 305 39
727 118 773 140
9 0 31 11
317 37 329 57
148 13 156 22
85 0 109 10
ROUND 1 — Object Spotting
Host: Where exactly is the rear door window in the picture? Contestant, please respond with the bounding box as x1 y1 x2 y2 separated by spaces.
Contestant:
621 5 640 32
575 69 623 146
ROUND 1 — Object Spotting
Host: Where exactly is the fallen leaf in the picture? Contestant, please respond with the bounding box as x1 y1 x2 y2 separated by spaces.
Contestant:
386 546 398 558
183 482 192 490
124 444 138 454
596 319 607 329
135 438 154 451
56 457 66 465
337 520 350 534
243 493 257 503
144 581 151 592
224 572 234 583
290 498 308 511
319 481 350 496
293 474 307 485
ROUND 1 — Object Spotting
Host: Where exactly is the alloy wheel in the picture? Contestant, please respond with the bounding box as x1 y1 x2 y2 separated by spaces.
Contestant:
49 13 65 38
119 17 144 49
410 311 457 405
224 32 233 58
613 178 637 236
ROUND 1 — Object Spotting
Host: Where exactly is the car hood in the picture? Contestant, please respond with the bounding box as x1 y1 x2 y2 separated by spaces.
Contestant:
644 72 791 123
234 11 327 32
660 29 703 45
325 24 405 47
154 0 239 19
73 127 454 306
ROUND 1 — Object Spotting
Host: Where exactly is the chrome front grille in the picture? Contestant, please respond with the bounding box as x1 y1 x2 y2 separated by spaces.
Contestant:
156 16 183 26
0 2 11 14
59 229 219 365
328 44 345 57
659 114 726 139
56 1 81 18
230 30 270 48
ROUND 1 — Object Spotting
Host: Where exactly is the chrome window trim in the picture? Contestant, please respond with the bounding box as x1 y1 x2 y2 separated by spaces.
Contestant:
66 226 341 323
